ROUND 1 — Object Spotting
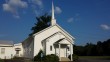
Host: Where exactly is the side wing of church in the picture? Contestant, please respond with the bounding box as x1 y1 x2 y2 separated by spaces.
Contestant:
0 41 23 59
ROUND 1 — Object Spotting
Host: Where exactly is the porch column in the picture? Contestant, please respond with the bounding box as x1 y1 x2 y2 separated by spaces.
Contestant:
59 44 61 61
70 44 73 61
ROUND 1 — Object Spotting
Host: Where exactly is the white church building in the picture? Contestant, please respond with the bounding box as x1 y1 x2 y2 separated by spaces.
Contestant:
0 2 75 61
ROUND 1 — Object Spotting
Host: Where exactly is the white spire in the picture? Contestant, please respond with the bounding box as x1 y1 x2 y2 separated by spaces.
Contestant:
52 1 55 19
51 1 56 26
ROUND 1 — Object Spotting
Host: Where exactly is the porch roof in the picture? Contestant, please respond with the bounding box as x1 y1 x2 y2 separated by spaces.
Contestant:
54 38 72 45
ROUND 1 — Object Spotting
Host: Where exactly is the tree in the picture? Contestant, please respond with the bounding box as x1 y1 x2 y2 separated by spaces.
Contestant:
73 45 85 56
96 41 103 56
74 39 110 56
102 39 110 55
29 14 51 36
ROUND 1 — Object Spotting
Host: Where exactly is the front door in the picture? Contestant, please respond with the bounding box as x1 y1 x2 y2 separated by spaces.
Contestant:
60 48 66 57
54 44 67 57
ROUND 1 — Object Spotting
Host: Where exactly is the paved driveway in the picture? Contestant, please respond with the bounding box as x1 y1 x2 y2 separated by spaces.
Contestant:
78 58 110 62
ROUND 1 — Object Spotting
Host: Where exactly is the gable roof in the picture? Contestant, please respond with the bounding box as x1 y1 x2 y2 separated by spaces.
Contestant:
22 36 33 47
0 40 13 46
54 38 72 44
33 24 75 39
56 24 75 39
54 38 65 43
41 31 73 44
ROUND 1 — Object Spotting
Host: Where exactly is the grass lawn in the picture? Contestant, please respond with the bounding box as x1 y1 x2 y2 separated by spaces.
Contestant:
79 56 110 60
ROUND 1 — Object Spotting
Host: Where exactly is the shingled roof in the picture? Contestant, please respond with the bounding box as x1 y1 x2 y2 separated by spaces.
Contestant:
0 40 14 46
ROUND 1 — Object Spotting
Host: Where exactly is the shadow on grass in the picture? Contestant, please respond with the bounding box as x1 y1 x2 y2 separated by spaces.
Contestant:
79 56 110 60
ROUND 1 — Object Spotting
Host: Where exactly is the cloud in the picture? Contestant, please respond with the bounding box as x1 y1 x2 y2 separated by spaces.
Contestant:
100 24 110 30
2 0 28 18
67 13 80 23
3 3 16 13
28 0 43 16
33 9 42 16
55 6 62 14
50 6 62 15
9 0 28 8
67 17 74 23
32 0 43 8
13 15 20 19
28 0 43 9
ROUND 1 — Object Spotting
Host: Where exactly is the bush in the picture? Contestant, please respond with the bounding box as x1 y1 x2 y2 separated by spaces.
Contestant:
44 54 59 62
34 50 45 61
68 54 79 62
0 58 4 62
34 50 59 62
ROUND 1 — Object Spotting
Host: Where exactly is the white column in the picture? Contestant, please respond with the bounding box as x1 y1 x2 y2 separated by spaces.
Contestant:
70 44 73 61
59 44 61 61
45 40 47 55
71 44 73 61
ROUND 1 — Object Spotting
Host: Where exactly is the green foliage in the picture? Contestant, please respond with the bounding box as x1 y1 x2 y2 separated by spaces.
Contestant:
29 14 51 36
74 45 86 56
74 39 110 56
44 54 59 62
34 50 44 61
34 51 59 62
68 54 79 62
97 41 103 56
0 58 4 62
85 43 97 56
102 39 110 55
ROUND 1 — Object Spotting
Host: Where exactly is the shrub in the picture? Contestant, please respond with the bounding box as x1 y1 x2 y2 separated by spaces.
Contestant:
0 58 4 62
68 54 79 62
34 50 45 61
34 50 59 62
44 54 59 62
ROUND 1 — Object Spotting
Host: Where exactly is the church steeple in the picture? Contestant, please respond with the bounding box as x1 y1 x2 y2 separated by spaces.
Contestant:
51 1 56 26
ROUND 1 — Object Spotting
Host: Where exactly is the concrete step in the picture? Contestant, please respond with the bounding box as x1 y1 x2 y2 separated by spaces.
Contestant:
61 57 70 61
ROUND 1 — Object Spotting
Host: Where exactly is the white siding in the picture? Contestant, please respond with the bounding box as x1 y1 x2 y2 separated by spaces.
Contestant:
13 43 23 57
34 25 74 57
46 34 61 55
22 37 34 59
0 43 23 59
0 47 13 59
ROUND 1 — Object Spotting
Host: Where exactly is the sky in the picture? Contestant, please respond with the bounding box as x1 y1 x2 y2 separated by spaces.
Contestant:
0 0 110 45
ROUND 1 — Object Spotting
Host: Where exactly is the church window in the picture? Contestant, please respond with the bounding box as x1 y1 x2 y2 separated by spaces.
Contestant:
1 48 5 54
50 46 52 51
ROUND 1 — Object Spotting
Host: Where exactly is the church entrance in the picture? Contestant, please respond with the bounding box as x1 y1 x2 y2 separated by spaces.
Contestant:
60 44 67 57
53 38 73 61
60 48 66 57
54 44 68 57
